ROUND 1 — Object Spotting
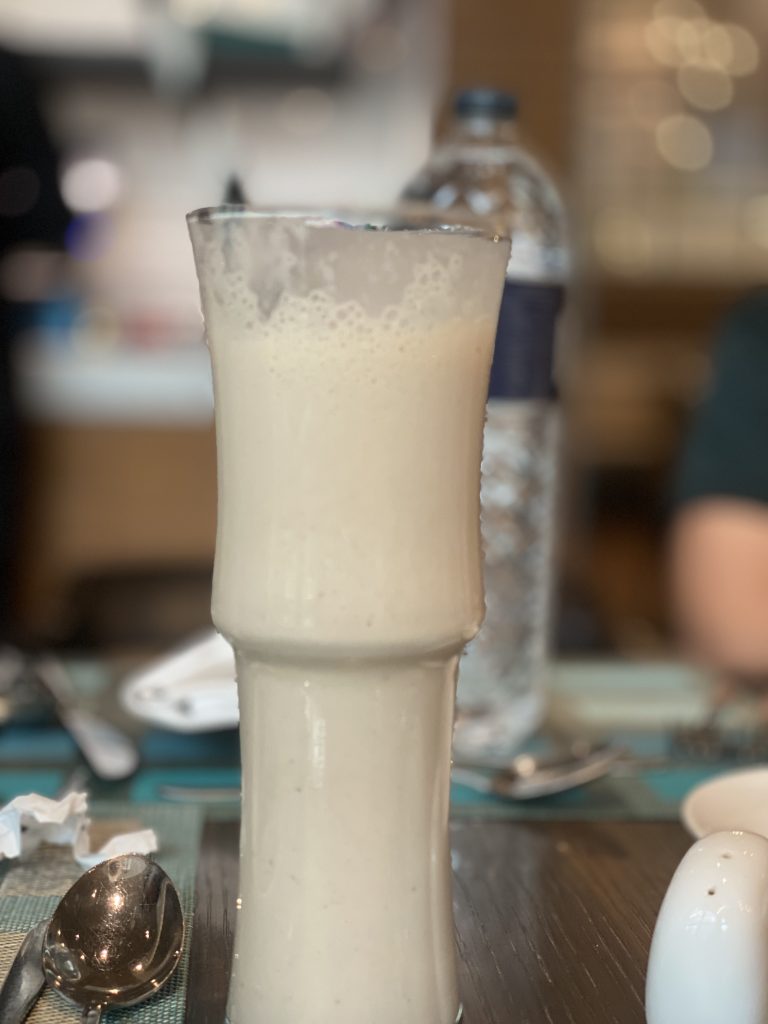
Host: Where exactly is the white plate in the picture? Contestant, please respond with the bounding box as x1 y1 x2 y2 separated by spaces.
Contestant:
120 631 238 732
682 766 768 839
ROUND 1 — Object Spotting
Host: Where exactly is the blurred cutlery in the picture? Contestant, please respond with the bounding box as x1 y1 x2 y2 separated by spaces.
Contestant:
35 656 140 781
452 741 623 800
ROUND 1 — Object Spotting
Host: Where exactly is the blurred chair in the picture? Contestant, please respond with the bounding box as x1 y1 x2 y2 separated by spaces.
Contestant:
62 563 214 652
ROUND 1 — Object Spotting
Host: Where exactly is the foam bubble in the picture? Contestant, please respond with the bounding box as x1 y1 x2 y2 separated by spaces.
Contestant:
193 226 505 358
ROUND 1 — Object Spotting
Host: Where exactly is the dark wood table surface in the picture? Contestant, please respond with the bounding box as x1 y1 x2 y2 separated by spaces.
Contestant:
185 818 691 1024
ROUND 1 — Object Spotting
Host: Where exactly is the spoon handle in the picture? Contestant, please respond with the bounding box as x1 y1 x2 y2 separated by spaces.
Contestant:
81 1008 103 1024
0 918 47 1023
35 656 140 781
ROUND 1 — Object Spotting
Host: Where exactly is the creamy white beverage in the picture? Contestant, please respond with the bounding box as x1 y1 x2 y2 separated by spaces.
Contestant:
188 211 509 1024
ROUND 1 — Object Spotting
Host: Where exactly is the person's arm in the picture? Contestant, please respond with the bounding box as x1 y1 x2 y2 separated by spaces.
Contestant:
670 291 768 683
671 498 768 677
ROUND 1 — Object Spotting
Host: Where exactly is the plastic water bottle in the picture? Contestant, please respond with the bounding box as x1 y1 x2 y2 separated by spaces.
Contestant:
403 88 569 755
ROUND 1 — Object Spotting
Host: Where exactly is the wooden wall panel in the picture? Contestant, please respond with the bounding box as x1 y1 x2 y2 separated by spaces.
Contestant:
446 0 580 176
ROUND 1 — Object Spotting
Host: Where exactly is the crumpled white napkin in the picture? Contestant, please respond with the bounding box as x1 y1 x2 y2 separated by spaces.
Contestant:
0 792 158 867
120 630 238 732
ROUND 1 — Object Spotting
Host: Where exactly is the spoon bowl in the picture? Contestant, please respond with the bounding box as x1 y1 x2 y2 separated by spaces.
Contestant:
42 853 183 1022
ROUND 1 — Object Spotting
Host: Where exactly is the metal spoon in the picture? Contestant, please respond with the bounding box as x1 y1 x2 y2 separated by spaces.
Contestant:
0 918 48 1022
452 741 623 800
41 853 184 1023
35 656 141 781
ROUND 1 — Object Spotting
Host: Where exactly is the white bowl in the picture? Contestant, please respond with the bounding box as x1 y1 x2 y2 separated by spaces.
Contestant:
682 766 768 839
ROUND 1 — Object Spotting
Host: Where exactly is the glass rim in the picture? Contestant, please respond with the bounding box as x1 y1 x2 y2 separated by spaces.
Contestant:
186 203 508 243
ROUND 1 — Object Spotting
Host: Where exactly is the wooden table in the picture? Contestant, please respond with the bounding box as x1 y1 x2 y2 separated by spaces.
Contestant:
186 819 691 1024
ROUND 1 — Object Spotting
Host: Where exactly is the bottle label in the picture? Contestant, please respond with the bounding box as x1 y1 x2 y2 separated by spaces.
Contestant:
488 279 564 400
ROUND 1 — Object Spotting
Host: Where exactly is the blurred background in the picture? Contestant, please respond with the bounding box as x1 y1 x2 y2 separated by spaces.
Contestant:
0 0 765 657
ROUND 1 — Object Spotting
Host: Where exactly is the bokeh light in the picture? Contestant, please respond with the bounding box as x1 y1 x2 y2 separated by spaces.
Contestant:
676 65 734 110
60 157 122 214
673 17 706 65
698 22 733 68
655 113 713 171
645 9 759 84
722 23 759 76
644 17 686 67
64 214 103 261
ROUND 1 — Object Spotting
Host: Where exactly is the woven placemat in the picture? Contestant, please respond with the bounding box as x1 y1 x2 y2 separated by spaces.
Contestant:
0 802 203 1023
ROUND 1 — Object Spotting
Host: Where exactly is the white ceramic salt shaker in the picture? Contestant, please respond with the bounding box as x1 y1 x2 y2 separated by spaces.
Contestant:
646 830 768 1024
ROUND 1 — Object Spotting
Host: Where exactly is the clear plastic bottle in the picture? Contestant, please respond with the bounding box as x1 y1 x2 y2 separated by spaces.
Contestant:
403 87 569 755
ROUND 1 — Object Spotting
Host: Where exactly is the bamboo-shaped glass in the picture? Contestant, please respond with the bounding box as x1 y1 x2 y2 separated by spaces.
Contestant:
187 209 509 1024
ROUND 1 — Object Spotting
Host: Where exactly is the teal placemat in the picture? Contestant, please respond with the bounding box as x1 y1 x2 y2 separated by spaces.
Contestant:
0 724 748 823
449 763 731 820
0 802 203 1023
0 658 756 824
449 725 740 820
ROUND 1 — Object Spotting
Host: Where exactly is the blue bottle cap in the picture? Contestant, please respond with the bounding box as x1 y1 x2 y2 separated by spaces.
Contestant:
454 88 518 119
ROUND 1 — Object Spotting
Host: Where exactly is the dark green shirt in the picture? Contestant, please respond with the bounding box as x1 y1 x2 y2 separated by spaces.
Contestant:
676 289 768 507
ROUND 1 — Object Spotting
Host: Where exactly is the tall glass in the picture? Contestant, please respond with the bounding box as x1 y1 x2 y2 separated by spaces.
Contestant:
187 208 509 1024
